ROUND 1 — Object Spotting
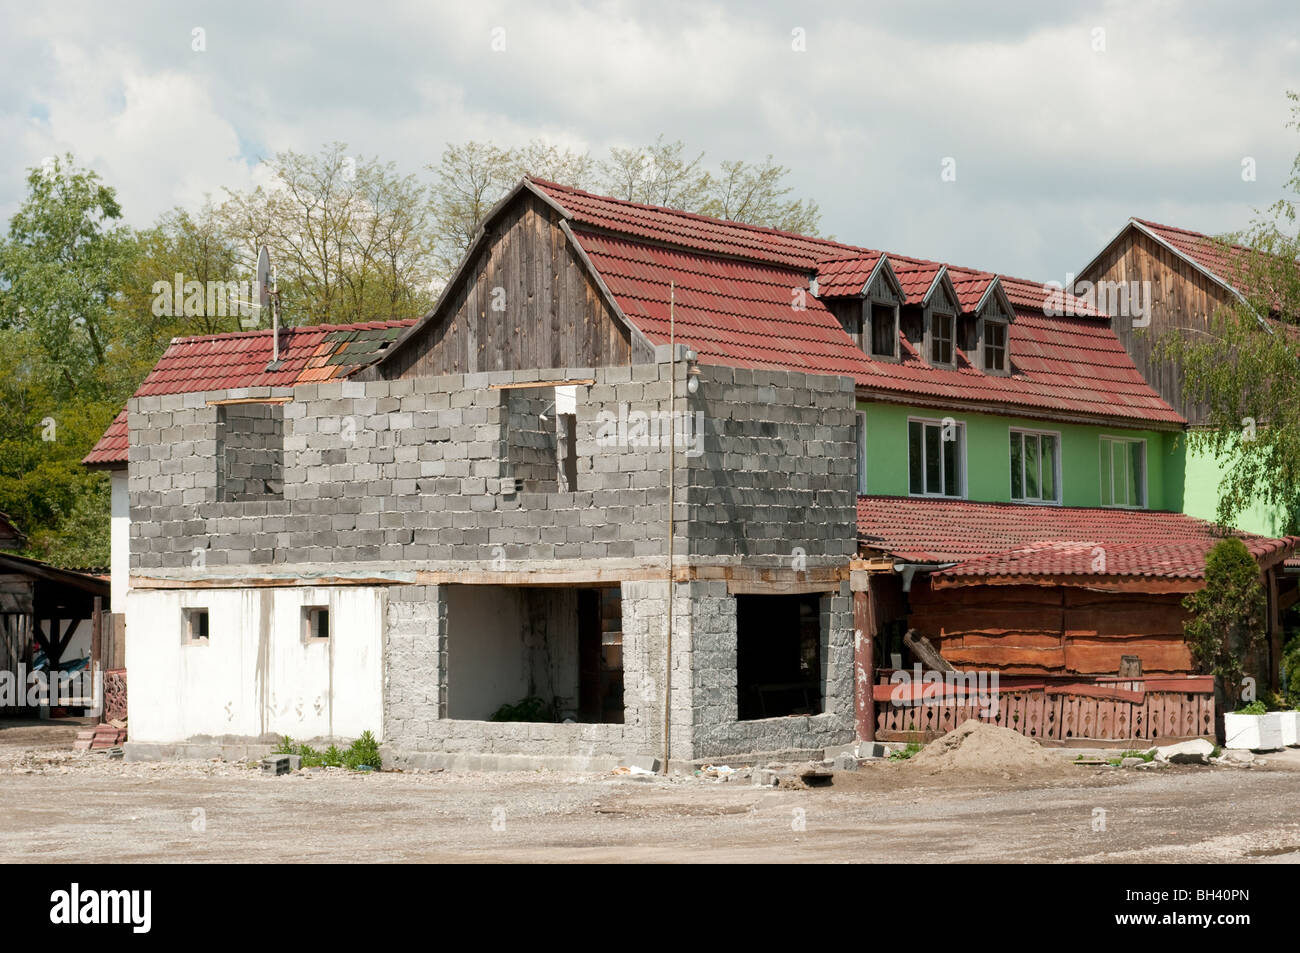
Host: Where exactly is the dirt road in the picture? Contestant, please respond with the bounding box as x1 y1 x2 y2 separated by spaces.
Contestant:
2 722 1298 863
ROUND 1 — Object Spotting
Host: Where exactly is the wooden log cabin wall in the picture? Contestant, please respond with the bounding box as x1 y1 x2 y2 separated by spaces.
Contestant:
905 577 1195 676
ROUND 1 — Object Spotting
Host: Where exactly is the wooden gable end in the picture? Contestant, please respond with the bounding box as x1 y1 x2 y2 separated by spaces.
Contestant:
380 191 640 380
1079 227 1239 424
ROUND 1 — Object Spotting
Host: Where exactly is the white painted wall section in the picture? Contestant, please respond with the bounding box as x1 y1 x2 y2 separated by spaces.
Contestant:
110 469 128 607
125 586 385 744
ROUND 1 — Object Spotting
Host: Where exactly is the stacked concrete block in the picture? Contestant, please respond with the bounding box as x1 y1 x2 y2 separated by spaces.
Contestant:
217 402 284 501
686 579 855 761
382 584 447 751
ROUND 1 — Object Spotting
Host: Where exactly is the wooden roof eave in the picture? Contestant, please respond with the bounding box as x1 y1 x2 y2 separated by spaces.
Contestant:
929 572 1204 593
554 218 659 361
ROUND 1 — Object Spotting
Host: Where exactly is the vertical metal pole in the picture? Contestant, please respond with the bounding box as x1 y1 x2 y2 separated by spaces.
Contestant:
662 282 676 774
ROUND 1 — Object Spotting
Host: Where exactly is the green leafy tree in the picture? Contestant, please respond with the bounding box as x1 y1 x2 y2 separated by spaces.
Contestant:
1159 92 1300 529
1183 538 1268 735
0 155 131 567
428 136 824 287
219 142 437 325
0 154 136 401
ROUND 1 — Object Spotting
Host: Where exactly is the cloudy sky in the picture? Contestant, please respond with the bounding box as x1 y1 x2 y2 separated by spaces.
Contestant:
3 0 1298 282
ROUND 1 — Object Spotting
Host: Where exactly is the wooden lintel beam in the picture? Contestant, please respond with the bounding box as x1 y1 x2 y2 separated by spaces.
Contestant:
205 397 292 406
488 379 596 390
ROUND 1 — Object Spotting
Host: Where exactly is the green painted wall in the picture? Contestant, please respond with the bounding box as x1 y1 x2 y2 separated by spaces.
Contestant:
1175 436 1293 536
858 400 1180 509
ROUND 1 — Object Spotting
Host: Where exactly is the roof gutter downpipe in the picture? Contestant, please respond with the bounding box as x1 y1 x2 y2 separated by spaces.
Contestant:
894 562 958 592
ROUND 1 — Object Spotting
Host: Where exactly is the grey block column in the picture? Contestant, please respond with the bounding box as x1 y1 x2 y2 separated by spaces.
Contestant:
383 584 447 748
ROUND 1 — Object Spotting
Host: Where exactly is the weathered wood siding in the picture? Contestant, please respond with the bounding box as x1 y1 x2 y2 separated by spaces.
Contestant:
1080 229 1237 424
382 192 642 379
907 579 1194 675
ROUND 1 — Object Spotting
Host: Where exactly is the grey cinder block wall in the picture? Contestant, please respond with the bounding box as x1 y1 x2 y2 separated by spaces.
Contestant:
126 359 857 575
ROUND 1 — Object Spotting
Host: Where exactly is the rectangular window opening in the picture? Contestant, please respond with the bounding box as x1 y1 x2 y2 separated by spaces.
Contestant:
1010 429 1061 503
908 418 964 498
869 302 897 358
445 584 623 724
1101 437 1146 508
183 608 209 645
983 321 1008 372
736 593 823 721
303 606 330 641
216 402 284 502
929 312 955 365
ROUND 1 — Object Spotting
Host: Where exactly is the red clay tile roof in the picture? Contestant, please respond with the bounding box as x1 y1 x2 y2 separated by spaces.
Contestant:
946 266 998 312
575 231 874 378
814 252 886 297
528 178 1181 427
1133 219 1262 294
535 178 853 269
83 320 414 467
890 260 946 305
856 495 1297 583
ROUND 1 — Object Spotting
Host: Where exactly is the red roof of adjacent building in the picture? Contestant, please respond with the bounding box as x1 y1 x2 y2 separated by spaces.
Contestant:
856 495 1297 585
1133 219 1264 293
83 320 414 467
528 178 1182 426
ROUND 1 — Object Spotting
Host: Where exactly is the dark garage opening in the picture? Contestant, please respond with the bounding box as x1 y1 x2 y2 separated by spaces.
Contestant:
445 584 623 724
736 593 823 720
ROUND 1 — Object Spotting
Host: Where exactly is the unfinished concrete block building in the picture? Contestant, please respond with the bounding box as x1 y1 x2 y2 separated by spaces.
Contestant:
108 178 865 768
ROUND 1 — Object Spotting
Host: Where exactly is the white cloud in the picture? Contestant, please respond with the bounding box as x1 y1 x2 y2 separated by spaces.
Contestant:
0 0 1297 280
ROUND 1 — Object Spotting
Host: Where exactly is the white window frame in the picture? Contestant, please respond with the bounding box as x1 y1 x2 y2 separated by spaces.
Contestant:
907 416 967 499
855 411 868 495
1009 428 1062 505
1099 435 1148 509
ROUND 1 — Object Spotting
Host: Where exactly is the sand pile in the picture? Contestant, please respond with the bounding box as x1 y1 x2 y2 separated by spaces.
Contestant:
903 720 1066 776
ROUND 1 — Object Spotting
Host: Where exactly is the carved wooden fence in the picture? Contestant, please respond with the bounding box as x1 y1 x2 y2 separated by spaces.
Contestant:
873 671 1214 744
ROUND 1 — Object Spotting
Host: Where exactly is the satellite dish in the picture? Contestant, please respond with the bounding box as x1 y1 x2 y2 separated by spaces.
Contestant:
256 245 271 315
255 245 284 370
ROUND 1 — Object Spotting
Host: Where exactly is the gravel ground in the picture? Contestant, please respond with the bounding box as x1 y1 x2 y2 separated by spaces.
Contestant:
3 721 1299 863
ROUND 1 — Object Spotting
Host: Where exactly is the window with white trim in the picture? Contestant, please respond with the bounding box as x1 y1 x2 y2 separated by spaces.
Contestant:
855 411 868 494
1010 429 1061 503
908 418 964 498
1100 436 1146 508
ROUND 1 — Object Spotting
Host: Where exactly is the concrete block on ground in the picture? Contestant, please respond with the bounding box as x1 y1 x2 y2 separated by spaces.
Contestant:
262 754 291 775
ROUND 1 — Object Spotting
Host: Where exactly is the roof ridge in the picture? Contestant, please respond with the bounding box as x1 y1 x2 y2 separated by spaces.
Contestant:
527 175 865 256
165 318 417 346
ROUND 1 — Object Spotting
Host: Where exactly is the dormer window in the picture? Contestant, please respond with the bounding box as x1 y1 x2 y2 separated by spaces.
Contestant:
869 302 899 359
981 319 1008 373
927 311 955 366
